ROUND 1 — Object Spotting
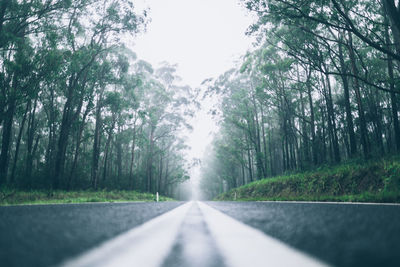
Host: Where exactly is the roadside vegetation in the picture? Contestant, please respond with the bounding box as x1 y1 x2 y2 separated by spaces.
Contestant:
200 1 400 201
0 190 172 206
216 156 400 203
0 1 193 198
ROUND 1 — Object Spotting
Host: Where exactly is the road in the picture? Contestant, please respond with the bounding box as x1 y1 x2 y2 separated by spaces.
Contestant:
0 201 399 267
0 202 183 267
207 201 400 267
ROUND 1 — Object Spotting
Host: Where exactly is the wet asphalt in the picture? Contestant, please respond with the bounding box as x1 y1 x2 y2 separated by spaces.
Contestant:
207 201 400 267
161 202 225 267
1 201 399 267
0 202 183 267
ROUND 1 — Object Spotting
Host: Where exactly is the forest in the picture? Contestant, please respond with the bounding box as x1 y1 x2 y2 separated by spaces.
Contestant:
200 0 400 199
0 0 195 196
1 0 400 201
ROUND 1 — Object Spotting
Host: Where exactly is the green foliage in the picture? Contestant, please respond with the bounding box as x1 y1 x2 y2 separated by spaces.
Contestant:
0 190 173 206
201 0 400 200
0 0 192 199
216 157 400 203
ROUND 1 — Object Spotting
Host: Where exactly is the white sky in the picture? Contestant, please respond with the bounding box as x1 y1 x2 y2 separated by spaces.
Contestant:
132 0 254 87
130 0 254 197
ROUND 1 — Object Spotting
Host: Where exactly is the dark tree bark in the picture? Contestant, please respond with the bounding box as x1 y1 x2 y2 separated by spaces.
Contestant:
10 100 30 184
91 94 103 190
128 119 138 189
0 82 17 186
338 35 357 157
246 134 254 182
25 97 39 186
322 72 341 163
67 99 92 190
306 68 318 165
347 32 370 158
383 9 400 151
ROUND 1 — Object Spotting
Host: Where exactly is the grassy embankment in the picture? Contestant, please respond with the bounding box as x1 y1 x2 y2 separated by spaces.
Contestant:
0 190 173 206
216 156 400 203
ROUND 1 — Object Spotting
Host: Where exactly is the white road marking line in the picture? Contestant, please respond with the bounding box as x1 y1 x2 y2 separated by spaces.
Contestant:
257 200 400 206
198 201 329 267
59 201 193 267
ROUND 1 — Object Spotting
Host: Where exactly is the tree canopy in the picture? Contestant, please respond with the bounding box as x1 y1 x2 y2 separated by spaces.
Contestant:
201 0 400 199
0 0 194 196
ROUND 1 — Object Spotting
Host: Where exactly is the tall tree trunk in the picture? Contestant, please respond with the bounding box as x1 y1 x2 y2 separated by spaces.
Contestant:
260 104 269 176
383 12 400 151
10 100 30 184
25 97 38 187
91 97 103 190
44 86 57 185
367 88 385 155
147 125 155 192
54 79 85 189
116 124 123 181
0 90 16 186
323 72 341 163
268 129 274 176
306 68 317 165
246 134 253 182
54 64 89 189
320 105 327 164
338 35 357 157
102 127 114 186
129 122 137 189
250 99 266 178
241 149 246 185
54 84 73 189
300 89 310 167
158 153 163 193
67 100 92 190
162 153 170 195
347 32 370 158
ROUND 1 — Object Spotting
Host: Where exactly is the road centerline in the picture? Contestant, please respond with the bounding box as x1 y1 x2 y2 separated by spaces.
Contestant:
59 201 331 267
198 201 329 267
59 201 193 267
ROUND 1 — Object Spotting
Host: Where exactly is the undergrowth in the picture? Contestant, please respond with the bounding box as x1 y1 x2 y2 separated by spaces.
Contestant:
0 190 173 205
216 156 400 203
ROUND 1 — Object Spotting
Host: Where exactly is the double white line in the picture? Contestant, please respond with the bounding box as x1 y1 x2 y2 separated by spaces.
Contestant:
61 201 328 267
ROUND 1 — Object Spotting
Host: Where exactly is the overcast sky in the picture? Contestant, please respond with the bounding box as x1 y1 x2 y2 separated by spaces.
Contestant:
130 0 254 196
132 0 254 87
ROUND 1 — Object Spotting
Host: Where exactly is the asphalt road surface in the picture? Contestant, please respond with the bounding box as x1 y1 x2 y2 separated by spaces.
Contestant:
0 202 183 267
0 201 399 267
207 201 400 267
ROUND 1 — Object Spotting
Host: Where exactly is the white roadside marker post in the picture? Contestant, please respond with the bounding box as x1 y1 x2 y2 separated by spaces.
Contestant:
156 192 159 202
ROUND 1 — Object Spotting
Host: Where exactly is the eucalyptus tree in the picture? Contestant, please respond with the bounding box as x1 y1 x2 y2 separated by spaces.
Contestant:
0 0 76 186
203 0 400 199
201 0 400 198
139 63 193 193
52 0 147 189
243 0 400 155
0 0 195 197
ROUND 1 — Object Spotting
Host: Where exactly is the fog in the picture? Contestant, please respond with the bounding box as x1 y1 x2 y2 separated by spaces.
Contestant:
131 0 254 199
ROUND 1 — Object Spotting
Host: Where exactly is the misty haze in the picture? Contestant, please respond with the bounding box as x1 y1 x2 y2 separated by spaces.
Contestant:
1 0 400 267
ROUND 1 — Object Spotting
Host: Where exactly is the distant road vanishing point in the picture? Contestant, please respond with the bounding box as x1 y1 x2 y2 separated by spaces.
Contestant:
0 201 399 267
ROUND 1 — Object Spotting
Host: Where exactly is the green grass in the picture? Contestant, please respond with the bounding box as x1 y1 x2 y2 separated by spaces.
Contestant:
216 156 400 203
0 189 174 206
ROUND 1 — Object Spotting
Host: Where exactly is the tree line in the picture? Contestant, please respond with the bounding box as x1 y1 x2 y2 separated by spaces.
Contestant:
201 0 400 199
0 0 193 195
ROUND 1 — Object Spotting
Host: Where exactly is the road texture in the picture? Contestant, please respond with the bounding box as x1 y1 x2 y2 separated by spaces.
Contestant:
207 201 400 267
161 203 225 267
0 202 183 267
1 201 399 267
